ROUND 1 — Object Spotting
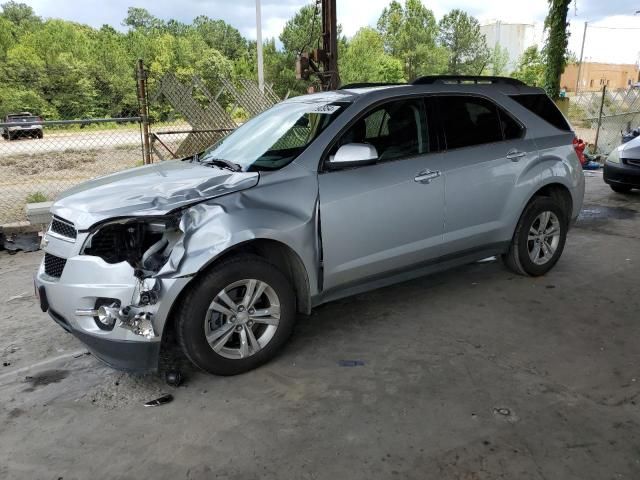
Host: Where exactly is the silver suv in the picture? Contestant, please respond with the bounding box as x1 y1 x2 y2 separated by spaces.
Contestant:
35 76 585 376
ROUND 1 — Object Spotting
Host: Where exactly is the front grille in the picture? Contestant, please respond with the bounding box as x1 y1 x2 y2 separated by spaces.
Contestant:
50 217 77 239
44 253 67 278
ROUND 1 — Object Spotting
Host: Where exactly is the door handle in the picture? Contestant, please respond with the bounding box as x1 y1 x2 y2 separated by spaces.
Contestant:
414 169 441 184
506 149 526 161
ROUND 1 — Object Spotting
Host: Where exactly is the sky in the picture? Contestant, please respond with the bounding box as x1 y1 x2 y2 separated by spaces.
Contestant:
19 0 640 64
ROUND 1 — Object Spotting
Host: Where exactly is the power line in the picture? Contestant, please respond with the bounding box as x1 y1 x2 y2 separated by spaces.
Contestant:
586 25 640 30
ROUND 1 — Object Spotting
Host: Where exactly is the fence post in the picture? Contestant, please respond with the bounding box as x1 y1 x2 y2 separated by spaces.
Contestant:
594 84 606 152
136 59 152 165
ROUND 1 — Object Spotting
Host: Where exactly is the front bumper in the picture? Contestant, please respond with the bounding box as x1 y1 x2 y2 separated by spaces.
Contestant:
35 252 189 373
604 161 640 188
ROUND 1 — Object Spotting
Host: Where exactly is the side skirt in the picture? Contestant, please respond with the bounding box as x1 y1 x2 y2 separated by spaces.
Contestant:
311 242 509 308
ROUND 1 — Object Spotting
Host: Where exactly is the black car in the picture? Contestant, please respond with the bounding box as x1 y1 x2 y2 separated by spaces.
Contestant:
1 112 44 140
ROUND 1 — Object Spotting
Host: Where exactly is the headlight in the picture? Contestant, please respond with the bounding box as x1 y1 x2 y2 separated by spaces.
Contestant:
82 215 183 278
607 146 622 164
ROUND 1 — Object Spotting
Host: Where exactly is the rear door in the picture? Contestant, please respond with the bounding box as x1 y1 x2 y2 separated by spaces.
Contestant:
434 95 536 254
319 97 446 291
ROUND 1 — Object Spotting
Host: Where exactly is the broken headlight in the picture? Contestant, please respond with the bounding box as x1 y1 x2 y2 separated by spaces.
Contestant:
81 216 182 278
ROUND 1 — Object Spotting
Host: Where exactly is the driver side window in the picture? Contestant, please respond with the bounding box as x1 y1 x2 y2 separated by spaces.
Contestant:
334 98 428 163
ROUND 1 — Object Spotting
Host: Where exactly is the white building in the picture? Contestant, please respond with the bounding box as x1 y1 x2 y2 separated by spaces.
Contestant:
480 21 541 72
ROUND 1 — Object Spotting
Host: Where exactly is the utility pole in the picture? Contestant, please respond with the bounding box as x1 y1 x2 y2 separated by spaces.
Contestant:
575 21 587 94
322 0 339 89
295 0 339 90
255 0 264 93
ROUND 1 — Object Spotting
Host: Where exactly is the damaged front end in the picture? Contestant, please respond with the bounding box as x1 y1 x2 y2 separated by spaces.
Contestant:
78 215 185 339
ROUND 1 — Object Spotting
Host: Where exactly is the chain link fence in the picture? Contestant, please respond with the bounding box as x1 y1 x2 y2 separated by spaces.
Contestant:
147 72 281 162
0 117 145 224
568 87 640 156
0 60 282 225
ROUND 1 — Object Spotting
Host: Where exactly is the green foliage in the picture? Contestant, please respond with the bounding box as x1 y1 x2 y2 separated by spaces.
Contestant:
26 191 48 203
377 0 446 80
340 28 405 84
543 0 571 99
279 4 322 55
0 1 511 119
0 1 40 29
438 9 490 75
489 44 510 76
511 45 545 87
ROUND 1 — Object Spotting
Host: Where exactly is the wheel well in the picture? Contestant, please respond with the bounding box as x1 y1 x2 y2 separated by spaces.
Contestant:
530 183 573 222
196 239 311 315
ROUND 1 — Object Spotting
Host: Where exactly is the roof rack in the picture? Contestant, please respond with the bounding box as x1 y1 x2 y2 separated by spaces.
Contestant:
339 82 406 89
412 75 525 86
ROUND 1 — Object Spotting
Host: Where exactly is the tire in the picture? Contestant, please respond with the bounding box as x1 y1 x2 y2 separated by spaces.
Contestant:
7 132 12 141
176 255 296 376
610 184 632 194
37 131 43 139
502 197 568 277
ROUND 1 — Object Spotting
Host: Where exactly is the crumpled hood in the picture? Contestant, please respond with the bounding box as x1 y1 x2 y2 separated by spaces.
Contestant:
51 160 259 230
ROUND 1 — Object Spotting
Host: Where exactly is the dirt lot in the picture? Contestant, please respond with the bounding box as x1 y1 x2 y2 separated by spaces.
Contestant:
0 173 638 480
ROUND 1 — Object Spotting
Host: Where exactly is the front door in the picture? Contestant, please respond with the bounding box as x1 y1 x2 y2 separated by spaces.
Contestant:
319 97 446 291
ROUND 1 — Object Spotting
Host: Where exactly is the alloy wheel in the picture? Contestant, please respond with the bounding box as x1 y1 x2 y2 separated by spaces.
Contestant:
527 211 561 265
204 279 281 359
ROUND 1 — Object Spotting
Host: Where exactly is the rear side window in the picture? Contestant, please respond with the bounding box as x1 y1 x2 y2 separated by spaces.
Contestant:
438 96 503 149
509 93 571 131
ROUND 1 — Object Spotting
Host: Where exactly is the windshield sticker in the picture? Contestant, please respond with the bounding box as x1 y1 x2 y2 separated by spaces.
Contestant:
308 104 341 114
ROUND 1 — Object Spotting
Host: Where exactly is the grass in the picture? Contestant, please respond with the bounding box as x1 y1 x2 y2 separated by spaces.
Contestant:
25 191 48 203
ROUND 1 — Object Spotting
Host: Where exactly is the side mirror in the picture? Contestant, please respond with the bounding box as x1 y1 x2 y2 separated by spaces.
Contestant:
329 143 378 169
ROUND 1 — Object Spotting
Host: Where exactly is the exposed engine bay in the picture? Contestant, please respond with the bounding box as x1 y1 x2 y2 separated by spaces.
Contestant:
82 216 182 279
77 216 184 338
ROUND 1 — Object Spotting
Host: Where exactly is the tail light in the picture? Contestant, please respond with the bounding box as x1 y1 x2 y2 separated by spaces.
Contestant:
573 137 586 165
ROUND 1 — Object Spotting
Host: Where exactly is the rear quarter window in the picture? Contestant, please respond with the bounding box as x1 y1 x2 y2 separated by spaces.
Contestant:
509 94 571 131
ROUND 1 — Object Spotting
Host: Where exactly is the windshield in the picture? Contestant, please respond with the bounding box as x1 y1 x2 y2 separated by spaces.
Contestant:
199 100 347 171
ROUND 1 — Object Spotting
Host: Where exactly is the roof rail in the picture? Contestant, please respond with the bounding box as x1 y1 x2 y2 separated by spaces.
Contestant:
339 82 406 89
412 75 525 86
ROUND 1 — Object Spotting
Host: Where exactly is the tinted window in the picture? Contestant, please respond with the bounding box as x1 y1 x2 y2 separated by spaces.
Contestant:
498 109 524 140
439 96 503 149
335 98 428 162
509 93 571 131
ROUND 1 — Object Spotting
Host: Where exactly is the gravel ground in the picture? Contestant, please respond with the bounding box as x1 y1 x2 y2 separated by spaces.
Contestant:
0 172 639 480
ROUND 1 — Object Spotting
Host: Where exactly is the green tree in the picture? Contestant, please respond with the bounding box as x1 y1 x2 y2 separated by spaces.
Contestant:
279 4 322 55
488 44 510 76
511 45 545 86
193 16 247 60
543 0 571 98
0 1 40 30
0 17 16 59
0 86 55 118
339 27 405 84
123 7 163 31
438 9 490 75
377 0 445 80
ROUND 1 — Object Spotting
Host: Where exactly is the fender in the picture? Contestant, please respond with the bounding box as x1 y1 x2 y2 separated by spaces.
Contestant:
501 143 584 241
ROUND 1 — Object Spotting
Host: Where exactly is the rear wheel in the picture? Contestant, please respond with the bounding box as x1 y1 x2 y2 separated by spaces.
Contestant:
7 132 13 141
610 184 632 194
37 131 43 139
176 255 296 376
503 197 568 276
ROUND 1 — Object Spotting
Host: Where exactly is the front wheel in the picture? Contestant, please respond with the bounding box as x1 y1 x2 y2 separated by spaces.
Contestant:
176 255 296 376
503 197 568 276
